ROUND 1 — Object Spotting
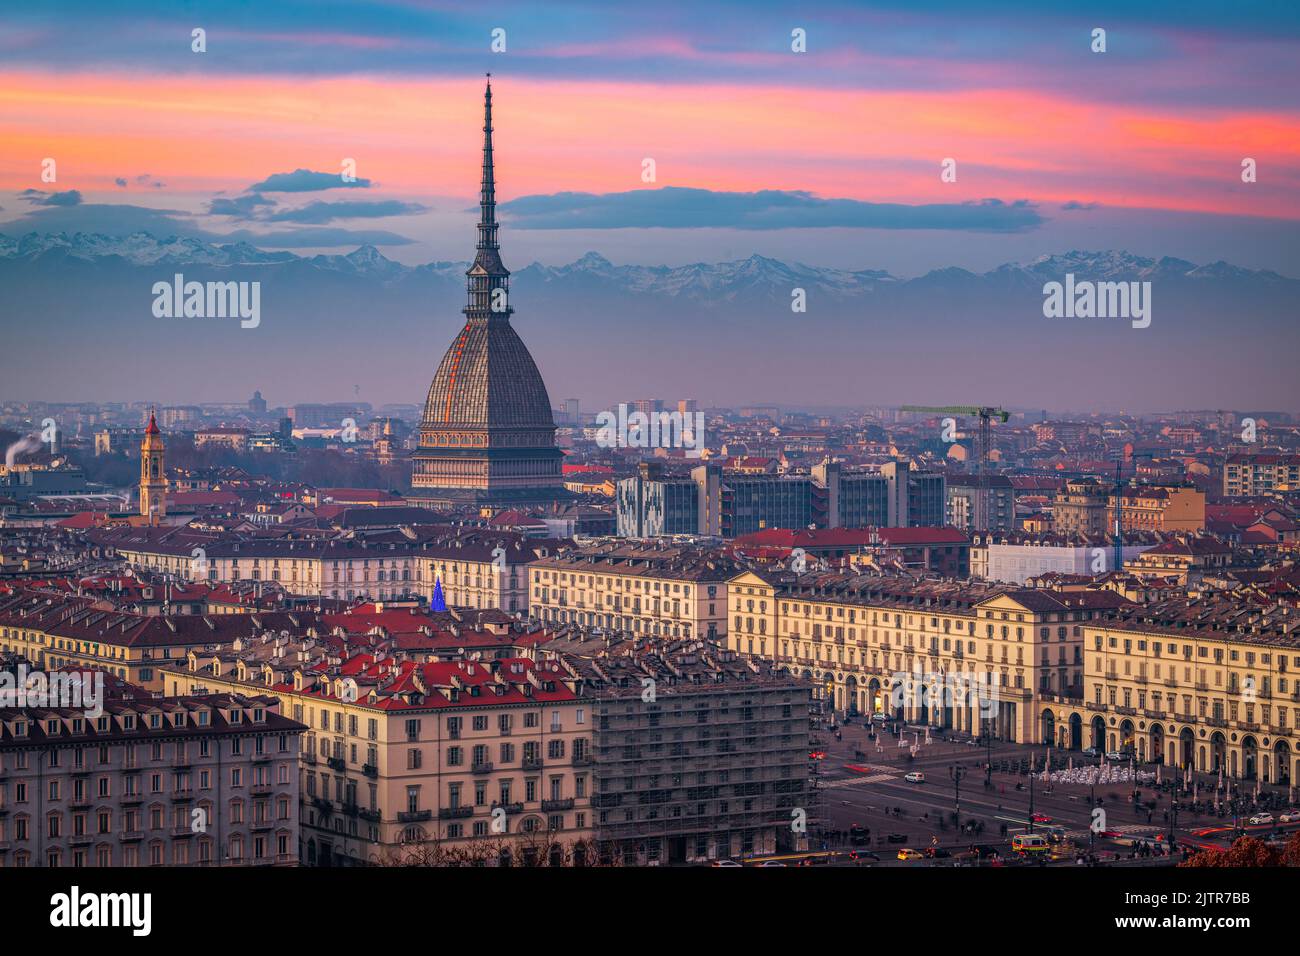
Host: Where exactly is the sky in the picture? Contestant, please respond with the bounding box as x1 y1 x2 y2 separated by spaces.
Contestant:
1 0 1299 276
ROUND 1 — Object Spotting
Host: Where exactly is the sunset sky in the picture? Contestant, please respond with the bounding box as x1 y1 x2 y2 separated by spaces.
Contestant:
2 0 1299 274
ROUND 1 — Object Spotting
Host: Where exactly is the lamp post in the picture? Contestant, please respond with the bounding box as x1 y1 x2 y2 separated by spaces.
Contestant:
950 765 966 831
1089 780 1097 850
983 717 993 787
1027 760 1036 834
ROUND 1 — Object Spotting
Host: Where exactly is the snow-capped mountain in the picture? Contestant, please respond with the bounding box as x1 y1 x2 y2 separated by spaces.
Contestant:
1 232 1295 412
0 232 1282 300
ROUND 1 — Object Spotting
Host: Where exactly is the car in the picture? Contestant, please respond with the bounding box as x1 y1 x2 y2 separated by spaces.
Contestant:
1104 751 1129 761
1046 827 1068 844
711 859 743 867
1031 813 1053 824
871 713 888 722
1279 810 1300 823
808 750 826 761
904 771 926 783
897 848 924 861
1249 813 1275 826
1096 830 1123 840
849 825 870 846
1081 747 1100 757
924 846 950 859
758 861 787 867
848 850 881 863
886 832 909 843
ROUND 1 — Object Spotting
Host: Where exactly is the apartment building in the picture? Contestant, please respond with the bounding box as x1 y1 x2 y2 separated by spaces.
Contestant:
1053 479 1110 535
1224 453 1300 497
0 691 304 867
163 649 595 866
725 569 1130 743
552 640 811 864
0 590 319 691
1044 595 1300 785
946 474 1016 534
1108 485 1205 533
93 525 558 611
528 543 734 641
615 459 945 538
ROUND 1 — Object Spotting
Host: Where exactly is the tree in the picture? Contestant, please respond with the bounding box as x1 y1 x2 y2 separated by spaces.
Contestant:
1179 835 1282 868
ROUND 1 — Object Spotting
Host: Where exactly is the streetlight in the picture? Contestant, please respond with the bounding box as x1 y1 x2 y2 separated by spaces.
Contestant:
982 716 993 788
950 765 966 830
1027 758 1036 834
1089 780 1097 851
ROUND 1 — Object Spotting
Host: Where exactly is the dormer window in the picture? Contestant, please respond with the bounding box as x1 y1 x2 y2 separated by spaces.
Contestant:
149 714 162 729
197 711 210 727
46 719 60 735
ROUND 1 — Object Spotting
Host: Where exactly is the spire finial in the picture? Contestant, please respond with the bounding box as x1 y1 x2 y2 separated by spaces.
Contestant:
465 77 510 320
478 75 497 249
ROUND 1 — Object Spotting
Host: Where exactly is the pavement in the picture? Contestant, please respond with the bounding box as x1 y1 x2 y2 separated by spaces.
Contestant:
794 714 1300 867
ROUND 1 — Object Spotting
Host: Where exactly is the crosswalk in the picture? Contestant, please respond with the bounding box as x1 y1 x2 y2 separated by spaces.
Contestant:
822 773 896 788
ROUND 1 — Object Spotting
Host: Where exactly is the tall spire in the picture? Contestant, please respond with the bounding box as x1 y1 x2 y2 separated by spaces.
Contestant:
466 73 511 321
478 74 498 252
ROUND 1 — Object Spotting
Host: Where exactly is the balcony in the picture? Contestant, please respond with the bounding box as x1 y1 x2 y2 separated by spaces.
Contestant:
302 753 316 766
1205 716 1227 728
362 764 378 778
359 808 381 823
251 783 273 796
438 806 473 820
170 789 194 802
572 755 592 767
326 757 346 772
541 798 574 812
521 757 543 771
171 825 196 838
471 761 494 775
121 830 144 842
493 802 524 815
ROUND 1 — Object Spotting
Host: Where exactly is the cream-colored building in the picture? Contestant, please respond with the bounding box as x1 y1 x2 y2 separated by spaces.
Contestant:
1042 596 1300 784
726 569 1129 744
163 651 595 866
97 528 547 612
528 544 733 641
0 590 316 692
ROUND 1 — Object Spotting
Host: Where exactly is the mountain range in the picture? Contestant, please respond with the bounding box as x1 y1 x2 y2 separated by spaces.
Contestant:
0 232 1295 410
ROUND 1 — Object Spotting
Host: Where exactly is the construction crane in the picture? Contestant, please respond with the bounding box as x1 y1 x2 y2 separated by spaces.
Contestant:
900 405 1010 532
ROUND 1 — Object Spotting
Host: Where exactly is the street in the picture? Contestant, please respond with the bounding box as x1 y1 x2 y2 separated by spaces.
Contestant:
797 714 1300 867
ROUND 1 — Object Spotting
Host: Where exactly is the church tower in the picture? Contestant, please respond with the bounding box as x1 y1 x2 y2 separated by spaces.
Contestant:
140 408 168 523
410 77 569 509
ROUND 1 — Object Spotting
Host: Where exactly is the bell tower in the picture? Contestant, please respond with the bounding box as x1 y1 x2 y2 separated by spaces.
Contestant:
140 408 168 523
